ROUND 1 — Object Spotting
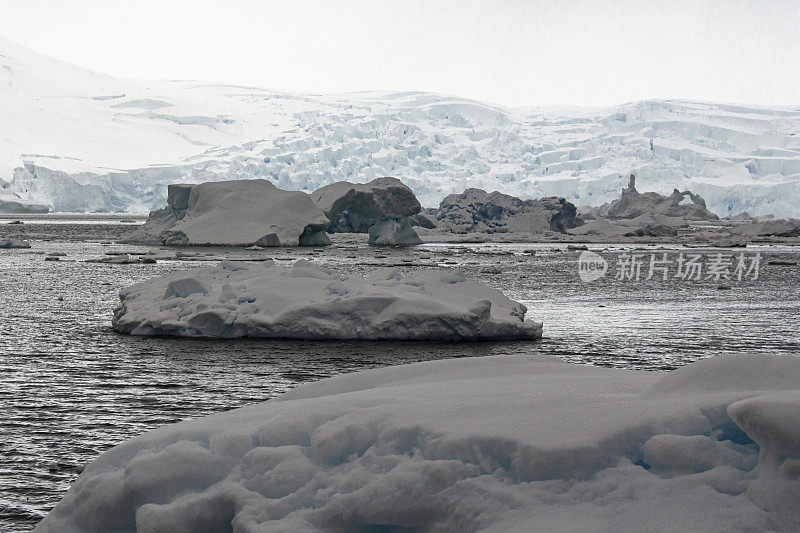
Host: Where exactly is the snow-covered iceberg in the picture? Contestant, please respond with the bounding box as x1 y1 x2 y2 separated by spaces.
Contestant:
0 237 31 248
36 353 800 532
126 180 331 246
111 260 541 340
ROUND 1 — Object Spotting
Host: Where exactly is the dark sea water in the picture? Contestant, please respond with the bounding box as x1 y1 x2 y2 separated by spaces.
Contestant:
1 215 799 531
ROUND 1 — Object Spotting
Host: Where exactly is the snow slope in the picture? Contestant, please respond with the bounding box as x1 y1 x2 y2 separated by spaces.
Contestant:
111 260 541 340
35 353 800 532
3 36 800 216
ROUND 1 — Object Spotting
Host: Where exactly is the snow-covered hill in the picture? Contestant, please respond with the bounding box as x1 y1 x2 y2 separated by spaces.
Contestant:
2 36 799 215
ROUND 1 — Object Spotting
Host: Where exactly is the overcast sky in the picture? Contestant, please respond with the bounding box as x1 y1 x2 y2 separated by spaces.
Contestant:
1 0 798 107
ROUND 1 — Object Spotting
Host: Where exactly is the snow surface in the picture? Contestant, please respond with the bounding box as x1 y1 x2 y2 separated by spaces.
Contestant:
2 36 800 216
35 353 800 532
111 260 541 341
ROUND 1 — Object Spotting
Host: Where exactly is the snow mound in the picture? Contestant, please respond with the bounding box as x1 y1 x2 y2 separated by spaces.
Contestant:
111 260 541 340
126 180 331 246
36 353 800 532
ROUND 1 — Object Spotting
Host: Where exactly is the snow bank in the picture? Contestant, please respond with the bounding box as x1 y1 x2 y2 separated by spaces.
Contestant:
36 353 800 532
126 180 331 246
111 260 541 340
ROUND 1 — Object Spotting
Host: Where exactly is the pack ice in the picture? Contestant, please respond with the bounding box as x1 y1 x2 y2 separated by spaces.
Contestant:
111 260 541 341
126 180 331 246
35 353 800 532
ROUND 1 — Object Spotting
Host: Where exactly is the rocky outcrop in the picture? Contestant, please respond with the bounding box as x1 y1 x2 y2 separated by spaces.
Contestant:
431 189 582 234
312 177 423 246
126 180 331 246
606 175 719 220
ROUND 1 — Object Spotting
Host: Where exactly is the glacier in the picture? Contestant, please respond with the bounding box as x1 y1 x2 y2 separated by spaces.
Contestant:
2 35 800 216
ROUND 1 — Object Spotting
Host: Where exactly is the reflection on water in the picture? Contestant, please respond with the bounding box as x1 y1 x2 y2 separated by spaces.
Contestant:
1 219 799 530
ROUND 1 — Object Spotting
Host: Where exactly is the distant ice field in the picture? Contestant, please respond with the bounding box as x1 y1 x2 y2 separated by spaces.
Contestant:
1 217 799 530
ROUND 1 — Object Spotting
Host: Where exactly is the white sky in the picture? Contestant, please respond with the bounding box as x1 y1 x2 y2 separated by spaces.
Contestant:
1 0 798 107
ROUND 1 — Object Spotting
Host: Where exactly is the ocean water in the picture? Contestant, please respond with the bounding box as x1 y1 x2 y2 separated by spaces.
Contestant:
1 216 799 531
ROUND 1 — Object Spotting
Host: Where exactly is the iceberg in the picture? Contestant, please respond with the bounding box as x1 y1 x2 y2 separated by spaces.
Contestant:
431 188 582 234
126 180 331 246
603 174 719 221
111 260 541 341
312 177 423 246
36 353 800 532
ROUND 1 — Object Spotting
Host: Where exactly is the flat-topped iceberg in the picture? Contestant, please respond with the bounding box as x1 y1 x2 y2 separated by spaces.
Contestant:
36 353 800 532
126 180 331 246
111 260 542 341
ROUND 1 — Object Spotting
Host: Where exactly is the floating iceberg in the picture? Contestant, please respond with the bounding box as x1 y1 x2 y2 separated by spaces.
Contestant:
111 260 541 341
312 177 423 246
126 180 331 246
36 353 800 532
431 188 583 234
